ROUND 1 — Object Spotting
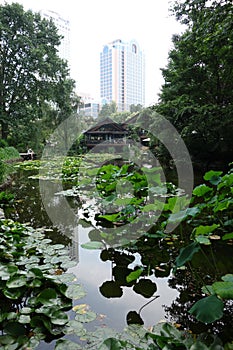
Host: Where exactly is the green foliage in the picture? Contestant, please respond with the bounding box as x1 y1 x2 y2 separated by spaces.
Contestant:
0 160 5 184
0 2 78 151
155 0 233 165
0 219 98 349
189 295 224 324
0 147 20 161
0 147 20 183
98 101 118 118
0 192 14 208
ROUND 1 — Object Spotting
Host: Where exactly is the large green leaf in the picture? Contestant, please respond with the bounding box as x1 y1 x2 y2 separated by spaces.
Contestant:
189 295 224 323
212 281 233 299
192 184 213 197
50 310 69 325
204 170 223 185
3 288 23 300
193 224 219 236
175 242 200 268
6 275 27 288
37 288 58 305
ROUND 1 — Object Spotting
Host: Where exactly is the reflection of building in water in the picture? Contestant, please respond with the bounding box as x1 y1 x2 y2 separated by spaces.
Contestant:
68 226 79 263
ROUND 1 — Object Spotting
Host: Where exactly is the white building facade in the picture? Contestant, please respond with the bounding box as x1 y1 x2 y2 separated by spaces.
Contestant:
100 39 145 112
40 9 71 64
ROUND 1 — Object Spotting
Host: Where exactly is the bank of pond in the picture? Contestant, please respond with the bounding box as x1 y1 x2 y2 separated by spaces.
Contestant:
0 155 232 349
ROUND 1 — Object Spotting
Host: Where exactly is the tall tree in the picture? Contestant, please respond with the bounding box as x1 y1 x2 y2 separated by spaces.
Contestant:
0 2 77 149
155 0 233 166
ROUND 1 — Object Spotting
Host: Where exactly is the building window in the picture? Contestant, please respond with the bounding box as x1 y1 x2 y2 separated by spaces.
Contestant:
132 44 137 54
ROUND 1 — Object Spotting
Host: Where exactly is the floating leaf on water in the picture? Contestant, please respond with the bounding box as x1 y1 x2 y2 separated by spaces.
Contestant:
6 275 27 288
18 315 31 324
81 241 105 250
75 310 96 323
65 284 86 300
126 268 143 283
50 310 69 325
55 339 82 349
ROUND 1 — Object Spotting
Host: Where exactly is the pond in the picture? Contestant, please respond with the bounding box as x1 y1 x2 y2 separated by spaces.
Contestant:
3 157 233 348
5 166 177 335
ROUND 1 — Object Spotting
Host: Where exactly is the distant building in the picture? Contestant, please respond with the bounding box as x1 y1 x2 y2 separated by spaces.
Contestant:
40 9 71 64
100 39 145 112
83 115 149 150
83 117 128 149
78 92 100 119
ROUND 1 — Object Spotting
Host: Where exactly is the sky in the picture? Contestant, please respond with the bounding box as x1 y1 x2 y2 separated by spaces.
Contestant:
1 0 184 106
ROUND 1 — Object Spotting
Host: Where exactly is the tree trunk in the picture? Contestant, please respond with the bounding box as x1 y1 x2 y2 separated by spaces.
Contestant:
0 120 9 140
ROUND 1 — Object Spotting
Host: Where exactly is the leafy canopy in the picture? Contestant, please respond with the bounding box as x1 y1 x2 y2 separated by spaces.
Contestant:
0 2 78 151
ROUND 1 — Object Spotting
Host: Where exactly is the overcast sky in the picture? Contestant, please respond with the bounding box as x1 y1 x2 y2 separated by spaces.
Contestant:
1 0 184 106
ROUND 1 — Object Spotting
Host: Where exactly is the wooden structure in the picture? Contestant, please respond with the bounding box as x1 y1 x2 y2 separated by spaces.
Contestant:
19 152 36 161
83 117 129 149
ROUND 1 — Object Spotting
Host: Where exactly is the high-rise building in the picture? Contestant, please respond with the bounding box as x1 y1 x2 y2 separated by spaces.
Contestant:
100 39 145 112
78 92 100 119
40 9 71 64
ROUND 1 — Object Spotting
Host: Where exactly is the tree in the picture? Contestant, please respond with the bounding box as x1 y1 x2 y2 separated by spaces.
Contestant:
98 101 117 118
0 2 77 151
130 104 143 113
155 0 233 167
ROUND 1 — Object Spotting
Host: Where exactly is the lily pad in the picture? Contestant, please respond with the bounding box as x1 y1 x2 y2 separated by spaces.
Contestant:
81 241 105 250
65 284 86 300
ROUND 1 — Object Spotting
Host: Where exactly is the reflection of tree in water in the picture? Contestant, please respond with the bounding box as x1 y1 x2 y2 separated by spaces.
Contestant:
6 169 72 245
166 265 233 344
98 232 181 326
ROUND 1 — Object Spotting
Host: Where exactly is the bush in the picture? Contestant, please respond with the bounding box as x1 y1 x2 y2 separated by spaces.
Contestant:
0 146 20 160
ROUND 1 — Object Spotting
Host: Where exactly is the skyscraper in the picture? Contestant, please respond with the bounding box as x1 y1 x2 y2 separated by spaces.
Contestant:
100 39 145 112
40 9 71 64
